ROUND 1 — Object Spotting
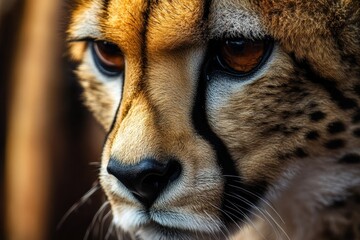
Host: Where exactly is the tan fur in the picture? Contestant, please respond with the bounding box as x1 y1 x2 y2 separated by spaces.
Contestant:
147 0 205 50
68 0 360 239
252 0 360 80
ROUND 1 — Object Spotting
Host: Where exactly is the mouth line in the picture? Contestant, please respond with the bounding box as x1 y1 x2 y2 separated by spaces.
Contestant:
116 207 226 237
150 209 225 233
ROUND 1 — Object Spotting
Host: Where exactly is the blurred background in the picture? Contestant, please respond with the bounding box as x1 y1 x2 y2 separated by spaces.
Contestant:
1 0 111 239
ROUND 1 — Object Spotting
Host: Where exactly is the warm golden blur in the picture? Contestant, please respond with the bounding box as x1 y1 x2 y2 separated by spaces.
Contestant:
1 1 106 240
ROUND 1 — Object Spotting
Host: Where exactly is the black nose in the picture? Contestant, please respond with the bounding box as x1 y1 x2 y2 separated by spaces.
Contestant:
107 157 182 207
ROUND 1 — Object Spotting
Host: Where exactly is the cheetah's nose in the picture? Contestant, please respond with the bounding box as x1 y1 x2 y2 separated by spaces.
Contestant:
107 157 182 207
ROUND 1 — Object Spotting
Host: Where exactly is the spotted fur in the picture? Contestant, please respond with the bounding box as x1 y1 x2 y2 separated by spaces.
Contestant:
68 0 360 239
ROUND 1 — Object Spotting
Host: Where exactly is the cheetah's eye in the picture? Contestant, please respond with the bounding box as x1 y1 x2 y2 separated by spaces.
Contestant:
216 38 273 76
91 40 124 76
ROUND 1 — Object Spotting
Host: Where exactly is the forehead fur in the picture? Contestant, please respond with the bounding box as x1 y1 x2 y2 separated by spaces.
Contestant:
209 0 265 39
68 0 268 47
69 0 209 56
147 0 205 51
104 0 148 55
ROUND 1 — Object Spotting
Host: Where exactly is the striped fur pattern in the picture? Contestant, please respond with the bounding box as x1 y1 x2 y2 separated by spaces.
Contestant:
67 0 360 239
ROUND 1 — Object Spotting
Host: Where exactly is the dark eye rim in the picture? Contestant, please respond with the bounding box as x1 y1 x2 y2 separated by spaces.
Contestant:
214 37 274 78
90 40 124 77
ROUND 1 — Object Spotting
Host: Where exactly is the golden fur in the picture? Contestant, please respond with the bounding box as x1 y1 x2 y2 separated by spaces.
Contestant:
68 0 360 239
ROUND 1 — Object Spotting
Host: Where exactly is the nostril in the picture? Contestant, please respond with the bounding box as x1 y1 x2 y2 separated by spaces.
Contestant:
107 157 182 207
135 160 182 205
138 160 182 196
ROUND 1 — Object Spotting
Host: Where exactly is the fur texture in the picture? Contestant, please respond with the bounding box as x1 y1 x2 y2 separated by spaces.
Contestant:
68 0 360 239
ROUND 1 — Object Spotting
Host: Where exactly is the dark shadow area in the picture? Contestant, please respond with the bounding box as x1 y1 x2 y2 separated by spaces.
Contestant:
49 58 108 240
1 1 110 239
0 1 26 239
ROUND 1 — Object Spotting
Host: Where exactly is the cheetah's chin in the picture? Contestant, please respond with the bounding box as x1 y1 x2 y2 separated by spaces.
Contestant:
134 223 224 240
113 208 225 240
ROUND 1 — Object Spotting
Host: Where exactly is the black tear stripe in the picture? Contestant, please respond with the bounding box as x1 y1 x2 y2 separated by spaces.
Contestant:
140 0 151 75
191 54 267 231
290 54 358 111
105 98 122 143
98 0 122 150
190 0 267 232
110 1 152 126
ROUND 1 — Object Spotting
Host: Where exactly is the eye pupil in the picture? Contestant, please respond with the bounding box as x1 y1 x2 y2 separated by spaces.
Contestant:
97 41 121 55
224 40 246 54
92 40 124 76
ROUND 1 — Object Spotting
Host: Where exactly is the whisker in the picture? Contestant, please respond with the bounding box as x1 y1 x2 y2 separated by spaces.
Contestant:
226 181 285 224
84 201 110 240
225 196 266 240
262 208 291 240
209 202 244 237
203 211 229 240
100 209 112 238
225 191 282 239
115 224 122 240
211 204 234 236
224 192 264 222
222 207 247 235
225 191 270 220
89 162 101 168
57 182 100 230
105 221 114 240
226 191 290 240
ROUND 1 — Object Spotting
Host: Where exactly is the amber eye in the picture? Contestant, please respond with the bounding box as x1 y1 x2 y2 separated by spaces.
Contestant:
92 40 124 76
217 38 271 75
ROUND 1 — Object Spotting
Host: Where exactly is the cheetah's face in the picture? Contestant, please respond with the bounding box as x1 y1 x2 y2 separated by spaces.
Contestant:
68 0 360 239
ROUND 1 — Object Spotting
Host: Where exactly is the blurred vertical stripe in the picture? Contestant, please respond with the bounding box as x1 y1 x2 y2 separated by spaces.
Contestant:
5 0 61 239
